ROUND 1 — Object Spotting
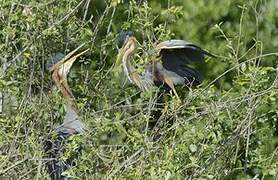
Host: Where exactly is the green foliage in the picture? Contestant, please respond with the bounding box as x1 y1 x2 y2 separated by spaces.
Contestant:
0 0 277 179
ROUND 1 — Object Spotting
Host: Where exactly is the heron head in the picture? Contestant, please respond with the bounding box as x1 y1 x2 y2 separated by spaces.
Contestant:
47 52 65 71
117 30 134 49
115 31 136 67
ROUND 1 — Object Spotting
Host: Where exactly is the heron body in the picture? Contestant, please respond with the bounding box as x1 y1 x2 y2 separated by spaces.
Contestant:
116 31 214 98
145 62 186 88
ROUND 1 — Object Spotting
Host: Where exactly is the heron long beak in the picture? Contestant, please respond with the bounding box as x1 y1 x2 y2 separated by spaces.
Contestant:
50 45 88 70
115 35 131 69
115 48 124 68
60 49 89 76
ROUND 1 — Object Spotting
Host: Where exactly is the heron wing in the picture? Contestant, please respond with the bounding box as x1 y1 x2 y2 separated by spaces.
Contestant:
161 50 203 85
157 39 214 63
158 40 213 85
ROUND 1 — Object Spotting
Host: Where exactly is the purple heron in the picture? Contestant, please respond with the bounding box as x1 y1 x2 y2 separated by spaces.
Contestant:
116 31 214 100
45 47 87 180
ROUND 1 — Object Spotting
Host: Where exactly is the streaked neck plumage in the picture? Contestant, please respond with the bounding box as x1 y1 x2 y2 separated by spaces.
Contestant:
121 37 147 90
122 37 137 82
52 60 85 134
52 68 79 113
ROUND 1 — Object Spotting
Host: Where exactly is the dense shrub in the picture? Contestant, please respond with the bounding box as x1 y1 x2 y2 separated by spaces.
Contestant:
0 0 277 179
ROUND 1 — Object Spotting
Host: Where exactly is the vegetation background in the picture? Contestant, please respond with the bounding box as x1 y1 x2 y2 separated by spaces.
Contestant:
0 0 277 179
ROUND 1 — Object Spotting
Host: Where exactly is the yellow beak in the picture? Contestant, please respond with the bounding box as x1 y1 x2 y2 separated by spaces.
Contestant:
114 48 124 70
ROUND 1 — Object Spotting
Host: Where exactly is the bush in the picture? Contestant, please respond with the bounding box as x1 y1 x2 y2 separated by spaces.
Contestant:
0 0 277 179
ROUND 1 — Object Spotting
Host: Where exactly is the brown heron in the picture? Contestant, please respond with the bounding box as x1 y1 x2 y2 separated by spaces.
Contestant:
116 31 214 101
45 47 88 180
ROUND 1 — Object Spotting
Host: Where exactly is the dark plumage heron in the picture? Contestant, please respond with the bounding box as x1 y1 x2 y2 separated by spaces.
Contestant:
116 31 214 100
45 47 87 180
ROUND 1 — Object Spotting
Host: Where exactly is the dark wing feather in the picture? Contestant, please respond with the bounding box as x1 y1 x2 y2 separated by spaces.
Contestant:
158 40 213 85
176 66 203 85
160 50 203 85
157 40 214 63
44 131 81 180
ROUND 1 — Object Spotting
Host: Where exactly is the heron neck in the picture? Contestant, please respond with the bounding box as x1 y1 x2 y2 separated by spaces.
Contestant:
52 70 79 113
122 38 138 82
52 67 86 134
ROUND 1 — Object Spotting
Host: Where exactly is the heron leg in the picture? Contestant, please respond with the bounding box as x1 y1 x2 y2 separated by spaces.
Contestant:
163 77 182 106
